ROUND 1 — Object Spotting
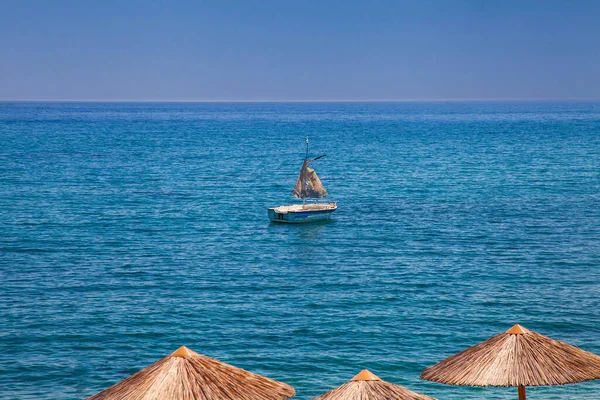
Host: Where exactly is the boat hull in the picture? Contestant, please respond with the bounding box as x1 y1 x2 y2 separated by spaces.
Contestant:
268 204 337 224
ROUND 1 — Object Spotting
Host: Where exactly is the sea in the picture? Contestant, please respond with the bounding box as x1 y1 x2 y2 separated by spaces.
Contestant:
1 102 599 399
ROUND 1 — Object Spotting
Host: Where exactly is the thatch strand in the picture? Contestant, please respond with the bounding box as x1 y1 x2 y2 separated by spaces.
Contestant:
421 324 600 387
314 370 436 400
87 346 295 399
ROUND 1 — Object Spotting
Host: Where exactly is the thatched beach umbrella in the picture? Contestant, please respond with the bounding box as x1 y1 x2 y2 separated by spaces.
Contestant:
313 369 435 400
421 324 600 400
87 346 295 399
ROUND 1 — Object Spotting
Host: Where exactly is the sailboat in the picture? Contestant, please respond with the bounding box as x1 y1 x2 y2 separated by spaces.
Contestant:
268 138 337 223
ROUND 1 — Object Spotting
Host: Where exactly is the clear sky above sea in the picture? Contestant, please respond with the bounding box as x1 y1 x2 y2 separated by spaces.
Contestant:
0 0 599 101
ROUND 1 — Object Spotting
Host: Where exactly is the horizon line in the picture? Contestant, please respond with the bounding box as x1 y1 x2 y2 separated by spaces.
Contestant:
1 98 599 103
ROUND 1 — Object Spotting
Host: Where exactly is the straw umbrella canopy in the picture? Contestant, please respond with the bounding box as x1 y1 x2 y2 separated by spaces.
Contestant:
421 324 600 400
87 346 295 400
313 369 436 400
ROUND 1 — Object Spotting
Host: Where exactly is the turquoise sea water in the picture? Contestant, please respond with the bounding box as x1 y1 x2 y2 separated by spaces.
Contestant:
1 102 599 399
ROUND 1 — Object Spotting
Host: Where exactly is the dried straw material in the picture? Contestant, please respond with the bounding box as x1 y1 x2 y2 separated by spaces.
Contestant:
421 324 600 387
313 369 435 400
87 346 295 400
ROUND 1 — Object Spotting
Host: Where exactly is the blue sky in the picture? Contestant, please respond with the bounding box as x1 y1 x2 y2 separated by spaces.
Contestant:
0 0 598 101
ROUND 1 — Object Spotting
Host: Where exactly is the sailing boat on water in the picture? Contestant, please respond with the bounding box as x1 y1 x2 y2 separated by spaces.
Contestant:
268 138 337 223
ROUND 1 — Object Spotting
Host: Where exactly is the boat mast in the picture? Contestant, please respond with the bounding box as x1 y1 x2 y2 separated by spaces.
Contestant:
303 136 308 206
306 136 309 159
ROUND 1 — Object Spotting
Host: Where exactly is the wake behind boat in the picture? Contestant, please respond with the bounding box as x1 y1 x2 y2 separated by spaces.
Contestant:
268 138 337 223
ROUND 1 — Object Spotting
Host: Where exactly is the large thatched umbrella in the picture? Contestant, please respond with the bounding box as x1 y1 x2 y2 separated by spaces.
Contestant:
421 324 600 400
87 346 295 399
313 369 436 400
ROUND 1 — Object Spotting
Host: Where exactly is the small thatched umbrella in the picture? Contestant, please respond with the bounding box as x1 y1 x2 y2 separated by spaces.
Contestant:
421 324 600 400
87 346 295 399
313 369 436 400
